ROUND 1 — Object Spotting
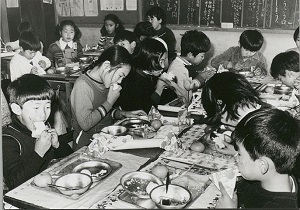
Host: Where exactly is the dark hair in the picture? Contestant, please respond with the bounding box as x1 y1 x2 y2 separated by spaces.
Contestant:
83 45 132 73
232 108 300 174
181 30 211 56
113 30 137 44
56 20 81 41
146 6 166 25
19 31 41 51
134 21 156 41
202 72 261 124
100 14 125 36
293 27 299 42
7 74 55 107
17 21 33 34
239 29 264 52
270 51 299 79
132 38 166 71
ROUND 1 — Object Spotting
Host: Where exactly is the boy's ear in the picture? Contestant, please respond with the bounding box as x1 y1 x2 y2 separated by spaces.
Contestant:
259 157 269 175
10 103 22 115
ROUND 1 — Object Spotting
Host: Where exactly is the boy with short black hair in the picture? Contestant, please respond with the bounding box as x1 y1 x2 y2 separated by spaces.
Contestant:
146 6 176 61
113 30 137 54
168 30 215 91
3 74 73 190
9 31 51 81
270 51 299 88
211 29 267 76
216 108 300 208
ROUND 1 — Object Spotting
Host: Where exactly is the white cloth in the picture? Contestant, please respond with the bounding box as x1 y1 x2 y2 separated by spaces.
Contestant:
168 56 192 89
59 38 74 50
5 39 44 53
10 51 51 81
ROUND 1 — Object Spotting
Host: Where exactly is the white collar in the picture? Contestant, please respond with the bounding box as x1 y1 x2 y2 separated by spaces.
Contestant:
178 56 192 66
59 38 73 49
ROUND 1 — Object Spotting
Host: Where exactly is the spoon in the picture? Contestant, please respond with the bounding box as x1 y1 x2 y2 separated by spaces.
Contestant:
48 184 81 191
165 171 170 194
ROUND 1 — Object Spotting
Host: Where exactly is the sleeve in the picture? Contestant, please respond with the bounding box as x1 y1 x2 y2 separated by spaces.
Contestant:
76 42 83 58
5 40 20 51
10 56 31 81
3 136 46 190
45 44 56 66
168 62 189 90
166 28 177 57
256 53 268 75
97 35 105 50
210 47 235 69
71 80 113 131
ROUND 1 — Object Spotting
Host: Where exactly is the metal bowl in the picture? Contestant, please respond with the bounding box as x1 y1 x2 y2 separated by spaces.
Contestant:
55 66 70 74
101 125 127 136
119 118 151 129
274 85 291 95
54 173 92 196
72 161 112 182
239 71 254 78
120 171 163 198
150 184 192 209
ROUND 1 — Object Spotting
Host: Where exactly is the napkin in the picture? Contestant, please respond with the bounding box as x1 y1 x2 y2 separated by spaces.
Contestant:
87 133 133 157
209 168 238 199
160 132 186 156
148 106 163 122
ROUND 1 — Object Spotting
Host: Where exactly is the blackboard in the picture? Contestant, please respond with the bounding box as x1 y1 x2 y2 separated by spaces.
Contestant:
143 0 299 29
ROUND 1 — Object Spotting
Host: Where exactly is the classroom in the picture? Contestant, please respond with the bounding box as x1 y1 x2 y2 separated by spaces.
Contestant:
1 0 300 209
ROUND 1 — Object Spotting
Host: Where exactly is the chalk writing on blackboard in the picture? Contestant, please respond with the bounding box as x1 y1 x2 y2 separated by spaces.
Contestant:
242 0 265 28
221 0 243 27
200 0 221 26
179 0 200 25
271 0 298 28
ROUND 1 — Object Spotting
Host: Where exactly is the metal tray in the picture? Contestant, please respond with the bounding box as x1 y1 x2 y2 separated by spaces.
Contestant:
31 152 122 200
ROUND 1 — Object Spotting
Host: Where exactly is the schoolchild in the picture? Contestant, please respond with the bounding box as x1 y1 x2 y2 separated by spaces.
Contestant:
46 20 83 67
211 29 267 76
113 30 137 54
3 74 73 190
10 31 51 81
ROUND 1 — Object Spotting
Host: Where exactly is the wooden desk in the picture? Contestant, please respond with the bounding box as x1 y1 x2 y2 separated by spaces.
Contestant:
41 71 81 129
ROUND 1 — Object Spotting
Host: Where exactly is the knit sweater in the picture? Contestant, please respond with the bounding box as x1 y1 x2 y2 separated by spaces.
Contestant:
46 40 83 66
10 51 51 81
70 72 116 150
3 115 73 190
211 46 268 75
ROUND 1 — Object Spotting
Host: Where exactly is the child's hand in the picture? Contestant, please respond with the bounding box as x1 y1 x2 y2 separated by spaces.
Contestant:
234 62 243 71
31 66 39 75
253 67 262 76
226 62 233 69
107 84 121 105
34 130 52 157
48 128 59 148
215 141 237 156
38 60 47 69
183 77 198 91
155 78 168 95
6 45 13 52
200 68 216 80
215 181 238 208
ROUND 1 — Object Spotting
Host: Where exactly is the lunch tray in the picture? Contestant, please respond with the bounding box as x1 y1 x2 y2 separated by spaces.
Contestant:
31 152 122 200
117 157 212 209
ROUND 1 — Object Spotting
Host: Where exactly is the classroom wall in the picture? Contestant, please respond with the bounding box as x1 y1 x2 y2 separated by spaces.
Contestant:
79 27 296 73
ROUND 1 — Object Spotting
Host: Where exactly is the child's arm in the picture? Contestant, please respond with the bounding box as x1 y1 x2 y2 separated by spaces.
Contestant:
254 53 268 75
10 55 31 81
216 182 238 208
211 47 235 69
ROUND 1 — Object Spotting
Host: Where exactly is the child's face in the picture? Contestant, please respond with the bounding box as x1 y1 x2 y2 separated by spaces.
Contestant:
21 49 37 60
189 52 205 65
60 25 75 42
17 100 51 132
147 16 162 30
116 40 135 54
240 47 256 58
235 143 260 180
159 52 168 70
277 71 297 88
105 20 117 35
102 64 131 88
